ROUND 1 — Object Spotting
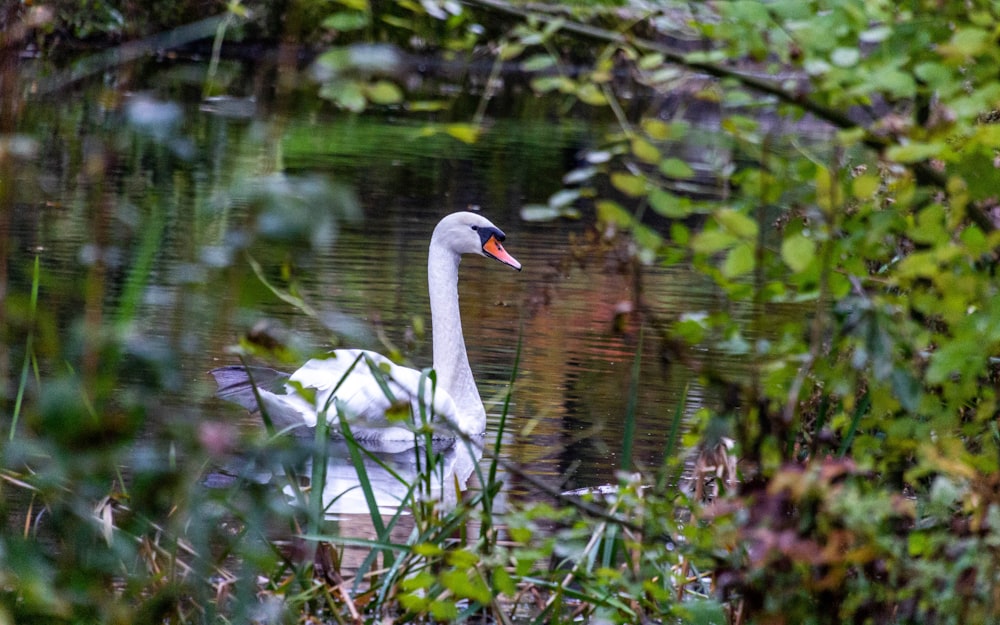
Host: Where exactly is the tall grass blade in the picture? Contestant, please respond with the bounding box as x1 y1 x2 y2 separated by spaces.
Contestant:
621 328 643 472
837 391 870 458
476 329 522 553
308 405 331 536
10 255 40 441
656 383 688 492
339 414 388 541
116 201 166 325
490 329 522 487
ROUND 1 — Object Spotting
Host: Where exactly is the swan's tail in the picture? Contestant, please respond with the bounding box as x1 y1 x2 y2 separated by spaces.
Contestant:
209 365 290 412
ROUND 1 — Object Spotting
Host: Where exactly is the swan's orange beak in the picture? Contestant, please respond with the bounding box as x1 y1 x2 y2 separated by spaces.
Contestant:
483 235 522 271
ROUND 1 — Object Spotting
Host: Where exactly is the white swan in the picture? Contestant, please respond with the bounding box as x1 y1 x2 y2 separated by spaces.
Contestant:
211 211 521 440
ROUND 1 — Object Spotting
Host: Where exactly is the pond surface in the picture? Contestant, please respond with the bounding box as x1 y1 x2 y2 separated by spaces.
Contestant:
3 49 740 519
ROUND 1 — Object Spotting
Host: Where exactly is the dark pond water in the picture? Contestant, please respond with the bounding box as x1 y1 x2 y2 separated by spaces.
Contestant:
2 49 748 523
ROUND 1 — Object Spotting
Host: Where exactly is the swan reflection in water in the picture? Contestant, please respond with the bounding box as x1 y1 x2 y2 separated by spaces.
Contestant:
203 433 485 518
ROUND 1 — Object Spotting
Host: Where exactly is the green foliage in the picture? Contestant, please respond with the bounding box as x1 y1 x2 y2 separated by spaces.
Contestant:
10 0 1000 623
311 0 1000 622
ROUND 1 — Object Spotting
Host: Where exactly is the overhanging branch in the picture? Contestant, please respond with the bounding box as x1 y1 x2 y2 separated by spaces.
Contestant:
464 0 993 232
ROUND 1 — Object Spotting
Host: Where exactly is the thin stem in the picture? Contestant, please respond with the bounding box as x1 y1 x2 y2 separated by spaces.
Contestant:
10 255 39 441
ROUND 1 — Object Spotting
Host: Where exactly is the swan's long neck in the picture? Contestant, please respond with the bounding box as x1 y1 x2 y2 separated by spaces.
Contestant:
428 241 486 433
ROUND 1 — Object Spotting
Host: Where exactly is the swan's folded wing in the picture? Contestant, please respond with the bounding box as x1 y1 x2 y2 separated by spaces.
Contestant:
287 350 461 435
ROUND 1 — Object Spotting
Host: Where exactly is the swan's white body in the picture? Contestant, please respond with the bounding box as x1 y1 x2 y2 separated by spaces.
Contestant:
212 212 521 440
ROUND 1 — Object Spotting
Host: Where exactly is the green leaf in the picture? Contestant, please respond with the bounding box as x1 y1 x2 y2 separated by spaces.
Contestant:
940 27 991 58
690 228 737 254
886 142 946 163
891 368 921 412
716 208 758 239
895 250 942 279
872 67 917 98
413 543 444 556
658 157 695 179
638 52 665 70
499 42 524 60
521 54 555 71
910 204 946 245
322 11 370 31
960 224 987 255
670 222 690 245
399 592 428 612
633 223 664 252
446 549 479 568
914 62 954 91
649 188 691 218
530 75 575 94
781 232 816 273
440 570 492 604
596 200 634 227
722 242 755 278
429 600 459 620
493 567 516 596
577 83 606 105
320 80 366 112
830 47 860 67
401 571 436 590
610 172 648 197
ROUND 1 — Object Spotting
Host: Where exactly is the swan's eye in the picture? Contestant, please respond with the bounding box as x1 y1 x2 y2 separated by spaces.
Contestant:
470 225 479 231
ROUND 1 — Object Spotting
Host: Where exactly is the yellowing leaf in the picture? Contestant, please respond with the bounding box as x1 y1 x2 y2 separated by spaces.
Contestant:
852 174 880 199
364 80 403 104
815 166 843 212
577 83 607 106
444 124 481 144
407 100 448 111
631 138 661 164
641 118 671 140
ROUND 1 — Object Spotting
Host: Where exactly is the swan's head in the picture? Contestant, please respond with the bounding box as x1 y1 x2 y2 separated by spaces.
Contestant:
432 212 522 271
